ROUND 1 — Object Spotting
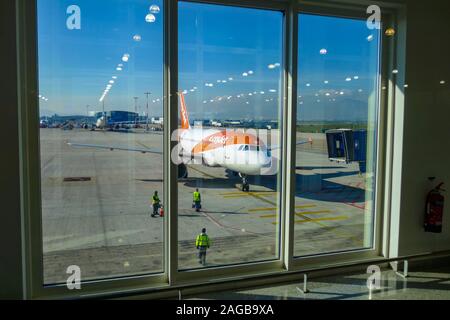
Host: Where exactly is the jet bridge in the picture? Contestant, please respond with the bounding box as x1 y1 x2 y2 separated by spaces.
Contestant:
325 129 367 173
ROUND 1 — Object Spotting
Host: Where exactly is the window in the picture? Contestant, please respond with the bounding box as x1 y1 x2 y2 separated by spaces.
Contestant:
177 2 284 269
23 0 391 298
294 14 381 257
37 0 164 283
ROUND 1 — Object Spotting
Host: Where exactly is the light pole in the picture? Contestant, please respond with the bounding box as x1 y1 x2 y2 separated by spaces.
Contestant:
101 99 106 130
86 105 90 127
133 97 139 127
144 92 151 131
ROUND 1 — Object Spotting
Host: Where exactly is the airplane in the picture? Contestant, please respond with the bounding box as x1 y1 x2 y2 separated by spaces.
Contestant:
68 92 310 191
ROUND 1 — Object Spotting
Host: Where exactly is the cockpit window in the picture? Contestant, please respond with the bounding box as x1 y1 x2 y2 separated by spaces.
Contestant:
240 145 262 151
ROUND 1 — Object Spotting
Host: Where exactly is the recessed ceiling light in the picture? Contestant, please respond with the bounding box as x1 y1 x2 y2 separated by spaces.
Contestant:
149 5 160 14
145 13 156 23
385 28 396 37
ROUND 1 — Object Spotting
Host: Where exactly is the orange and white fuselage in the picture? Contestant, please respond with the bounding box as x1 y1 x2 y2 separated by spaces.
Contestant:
177 93 273 176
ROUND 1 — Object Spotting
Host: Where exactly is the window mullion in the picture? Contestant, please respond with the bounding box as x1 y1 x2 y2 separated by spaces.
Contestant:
281 0 298 271
165 0 179 285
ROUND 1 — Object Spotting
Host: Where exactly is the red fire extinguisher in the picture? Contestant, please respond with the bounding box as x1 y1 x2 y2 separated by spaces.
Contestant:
424 183 445 233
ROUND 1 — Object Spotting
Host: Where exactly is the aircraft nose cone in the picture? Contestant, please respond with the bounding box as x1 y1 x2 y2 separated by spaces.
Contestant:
259 152 271 166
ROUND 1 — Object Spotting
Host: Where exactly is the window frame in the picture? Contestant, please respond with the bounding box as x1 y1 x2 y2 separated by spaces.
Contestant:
289 3 399 268
291 9 384 262
16 0 404 299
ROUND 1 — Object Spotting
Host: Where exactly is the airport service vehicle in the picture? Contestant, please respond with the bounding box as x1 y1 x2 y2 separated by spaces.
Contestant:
151 117 164 125
68 92 309 191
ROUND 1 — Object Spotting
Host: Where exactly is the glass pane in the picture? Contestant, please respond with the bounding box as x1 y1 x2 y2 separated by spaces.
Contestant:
37 0 164 284
294 14 380 256
177 2 284 269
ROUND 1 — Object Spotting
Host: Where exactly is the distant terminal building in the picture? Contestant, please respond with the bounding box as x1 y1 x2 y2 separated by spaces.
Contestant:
209 119 278 130
95 111 139 127
151 117 164 125
39 114 95 128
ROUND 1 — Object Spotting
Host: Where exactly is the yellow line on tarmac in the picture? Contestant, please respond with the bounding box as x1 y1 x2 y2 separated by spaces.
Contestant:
220 191 277 196
186 165 217 179
296 205 317 209
295 210 332 216
187 164 359 245
248 204 316 212
222 192 278 198
248 207 278 212
259 214 278 218
226 180 360 246
223 194 255 198
262 210 333 219
294 216 348 224
271 216 348 225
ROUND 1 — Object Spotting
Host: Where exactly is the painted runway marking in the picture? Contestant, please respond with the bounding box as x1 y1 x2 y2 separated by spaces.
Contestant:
259 214 277 218
294 216 348 224
222 192 278 199
220 191 277 196
137 141 151 149
187 165 217 179
344 202 366 210
271 216 349 225
248 205 316 212
295 210 332 216
261 210 334 220
188 163 360 245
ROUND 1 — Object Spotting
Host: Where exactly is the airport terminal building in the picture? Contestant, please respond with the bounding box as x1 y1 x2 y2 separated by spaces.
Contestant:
94 111 139 125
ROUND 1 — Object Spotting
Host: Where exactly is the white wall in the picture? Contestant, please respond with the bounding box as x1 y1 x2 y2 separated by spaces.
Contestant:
391 0 450 255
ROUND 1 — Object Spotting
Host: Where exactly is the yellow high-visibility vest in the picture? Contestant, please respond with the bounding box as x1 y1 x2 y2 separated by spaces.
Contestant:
152 195 160 205
196 234 210 247
193 191 201 202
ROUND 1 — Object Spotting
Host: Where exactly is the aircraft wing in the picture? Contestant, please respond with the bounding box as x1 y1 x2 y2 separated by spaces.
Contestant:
269 139 310 151
67 142 162 155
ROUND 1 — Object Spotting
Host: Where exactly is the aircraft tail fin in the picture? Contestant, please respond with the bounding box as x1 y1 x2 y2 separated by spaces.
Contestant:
178 92 190 130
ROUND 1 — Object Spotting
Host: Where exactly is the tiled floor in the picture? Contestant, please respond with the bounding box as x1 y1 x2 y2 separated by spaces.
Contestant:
188 265 450 300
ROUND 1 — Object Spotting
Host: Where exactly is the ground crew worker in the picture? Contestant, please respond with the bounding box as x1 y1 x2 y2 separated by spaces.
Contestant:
151 191 161 217
196 228 210 266
193 188 201 212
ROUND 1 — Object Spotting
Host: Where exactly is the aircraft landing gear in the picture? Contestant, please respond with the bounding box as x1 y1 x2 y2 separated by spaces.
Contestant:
239 173 250 192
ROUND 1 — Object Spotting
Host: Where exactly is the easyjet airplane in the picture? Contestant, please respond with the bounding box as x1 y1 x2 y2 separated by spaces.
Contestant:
68 92 309 191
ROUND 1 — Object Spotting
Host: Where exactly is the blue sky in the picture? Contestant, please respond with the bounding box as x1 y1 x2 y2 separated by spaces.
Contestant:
38 0 380 121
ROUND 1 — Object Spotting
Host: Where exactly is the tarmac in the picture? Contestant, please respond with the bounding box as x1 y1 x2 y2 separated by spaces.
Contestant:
40 128 373 284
